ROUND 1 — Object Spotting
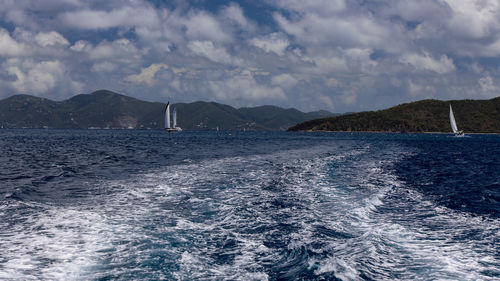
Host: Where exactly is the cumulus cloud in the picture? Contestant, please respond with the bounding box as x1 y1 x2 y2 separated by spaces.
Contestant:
273 11 396 51
6 60 65 94
400 53 455 74
271 0 346 15
34 31 69 47
308 55 348 73
318 94 335 110
250 33 289 56
184 11 231 43
345 48 375 63
271 73 298 89
442 0 500 39
326 78 341 87
91 61 118 73
384 0 500 57
221 3 255 31
188 40 242 65
70 40 92 52
479 74 499 97
74 39 141 61
0 28 26 56
209 70 286 103
407 78 437 98
125 63 168 86
1 0 500 111
59 6 159 30
339 89 357 105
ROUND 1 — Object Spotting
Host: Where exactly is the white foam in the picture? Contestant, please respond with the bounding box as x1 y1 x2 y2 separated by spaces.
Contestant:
0 203 112 280
315 257 359 280
3 141 497 280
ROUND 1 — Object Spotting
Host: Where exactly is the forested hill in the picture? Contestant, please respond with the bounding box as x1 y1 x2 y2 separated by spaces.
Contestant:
288 97 500 133
0 90 333 130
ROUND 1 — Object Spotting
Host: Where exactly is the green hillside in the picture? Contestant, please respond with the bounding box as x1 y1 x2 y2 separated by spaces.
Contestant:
0 95 65 128
62 90 163 129
0 90 333 130
288 97 500 133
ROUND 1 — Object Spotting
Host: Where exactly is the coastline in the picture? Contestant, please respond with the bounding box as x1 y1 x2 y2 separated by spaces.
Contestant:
294 129 500 135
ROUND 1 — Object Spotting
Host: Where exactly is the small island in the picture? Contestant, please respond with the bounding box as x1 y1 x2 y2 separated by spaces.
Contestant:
288 97 500 134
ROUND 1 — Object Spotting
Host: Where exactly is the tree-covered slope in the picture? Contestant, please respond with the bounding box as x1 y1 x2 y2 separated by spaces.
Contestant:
0 95 65 128
0 90 333 130
288 97 500 133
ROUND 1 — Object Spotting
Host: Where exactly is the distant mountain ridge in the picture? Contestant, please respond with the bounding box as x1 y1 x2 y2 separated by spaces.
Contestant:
0 90 334 130
288 97 500 133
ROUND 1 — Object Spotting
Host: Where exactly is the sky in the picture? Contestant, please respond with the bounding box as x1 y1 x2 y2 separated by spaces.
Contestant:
1 0 500 112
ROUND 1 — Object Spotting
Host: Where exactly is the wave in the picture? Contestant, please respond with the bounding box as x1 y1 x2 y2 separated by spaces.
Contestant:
1 140 498 280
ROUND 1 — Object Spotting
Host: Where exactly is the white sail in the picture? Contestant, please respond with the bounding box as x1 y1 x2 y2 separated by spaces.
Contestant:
173 107 177 128
449 104 458 134
165 102 171 129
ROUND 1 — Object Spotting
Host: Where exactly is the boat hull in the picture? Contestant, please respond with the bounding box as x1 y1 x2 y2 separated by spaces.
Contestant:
165 127 182 132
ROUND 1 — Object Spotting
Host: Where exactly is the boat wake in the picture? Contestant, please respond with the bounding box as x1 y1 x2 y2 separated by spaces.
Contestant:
1 140 498 280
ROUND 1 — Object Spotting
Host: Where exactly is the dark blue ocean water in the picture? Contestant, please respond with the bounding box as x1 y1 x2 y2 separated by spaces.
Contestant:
0 129 499 280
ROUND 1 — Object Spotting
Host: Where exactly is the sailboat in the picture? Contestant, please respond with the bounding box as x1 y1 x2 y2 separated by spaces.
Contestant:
165 102 182 132
449 104 464 136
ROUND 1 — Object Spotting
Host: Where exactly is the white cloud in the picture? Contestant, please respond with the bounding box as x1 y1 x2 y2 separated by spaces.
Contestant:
70 40 91 52
469 62 484 74
340 89 357 105
273 12 395 51
408 79 422 96
34 31 69 47
381 0 446 23
385 0 500 57
184 11 231 43
6 60 65 94
479 74 498 97
125 63 169 86
188 40 242 65
2 0 500 111
271 0 346 15
326 78 341 87
442 0 500 39
0 28 26 56
5 9 36 28
481 38 500 57
222 3 255 31
209 70 286 102
250 33 289 56
59 6 159 30
408 79 436 97
91 61 117 73
310 55 348 73
345 48 376 65
318 94 335 110
271 73 298 89
88 39 141 61
400 53 455 74
172 67 188 75
170 79 181 92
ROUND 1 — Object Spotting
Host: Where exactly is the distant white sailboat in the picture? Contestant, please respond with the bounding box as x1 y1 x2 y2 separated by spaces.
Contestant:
165 102 182 132
449 104 464 136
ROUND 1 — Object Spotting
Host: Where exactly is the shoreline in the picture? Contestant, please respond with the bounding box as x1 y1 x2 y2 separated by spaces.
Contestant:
294 129 500 135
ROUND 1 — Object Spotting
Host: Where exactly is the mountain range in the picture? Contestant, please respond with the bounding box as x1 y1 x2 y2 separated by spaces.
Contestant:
288 97 500 133
0 90 333 130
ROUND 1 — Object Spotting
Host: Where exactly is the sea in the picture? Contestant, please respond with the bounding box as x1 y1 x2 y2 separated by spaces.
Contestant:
0 129 499 281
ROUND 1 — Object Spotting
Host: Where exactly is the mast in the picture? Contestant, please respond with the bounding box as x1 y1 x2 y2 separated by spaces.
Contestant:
173 107 177 128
